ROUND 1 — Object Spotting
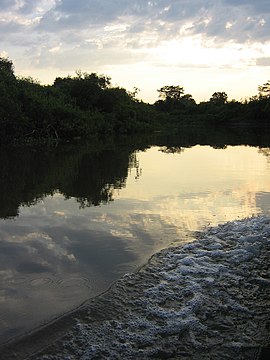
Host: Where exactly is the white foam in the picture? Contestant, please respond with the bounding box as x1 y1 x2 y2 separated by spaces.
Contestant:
37 216 270 359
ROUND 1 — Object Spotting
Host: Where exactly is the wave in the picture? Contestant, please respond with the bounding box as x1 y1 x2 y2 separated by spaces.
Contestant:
1 216 270 359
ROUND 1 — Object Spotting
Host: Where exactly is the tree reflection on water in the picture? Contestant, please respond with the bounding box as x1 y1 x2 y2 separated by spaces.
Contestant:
0 128 270 220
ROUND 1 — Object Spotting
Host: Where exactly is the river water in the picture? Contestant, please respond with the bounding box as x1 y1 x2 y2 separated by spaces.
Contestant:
0 139 269 343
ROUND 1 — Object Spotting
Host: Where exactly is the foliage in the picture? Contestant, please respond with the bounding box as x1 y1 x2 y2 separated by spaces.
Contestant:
258 80 270 98
0 57 15 77
209 91 228 105
0 57 269 144
0 57 25 139
157 85 185 101
155 85 196 114
0 57 161 143
53 71 111 110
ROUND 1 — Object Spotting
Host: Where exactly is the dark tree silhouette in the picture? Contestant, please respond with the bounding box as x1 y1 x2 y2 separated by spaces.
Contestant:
0 56 270 143
258 80 270 98
0 57 14 77
157 85 185 101
209 92 228 105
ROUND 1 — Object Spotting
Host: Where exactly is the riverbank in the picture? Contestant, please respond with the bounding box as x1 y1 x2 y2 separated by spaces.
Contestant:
1 216 270 359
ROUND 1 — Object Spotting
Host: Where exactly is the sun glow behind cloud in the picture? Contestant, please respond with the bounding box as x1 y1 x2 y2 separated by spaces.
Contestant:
103 46 268 103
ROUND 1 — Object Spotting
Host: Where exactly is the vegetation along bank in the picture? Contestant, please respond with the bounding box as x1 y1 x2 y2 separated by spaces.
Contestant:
0 56 270 144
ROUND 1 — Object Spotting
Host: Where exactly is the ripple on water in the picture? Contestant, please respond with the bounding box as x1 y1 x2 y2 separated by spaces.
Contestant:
58 277 92 289
29 277 54 288
8 277 27 285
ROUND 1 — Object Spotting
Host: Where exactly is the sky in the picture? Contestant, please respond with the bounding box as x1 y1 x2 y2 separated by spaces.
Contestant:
1 0 270 103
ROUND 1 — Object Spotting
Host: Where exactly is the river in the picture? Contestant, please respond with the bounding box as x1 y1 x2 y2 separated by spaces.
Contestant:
0 135 269 344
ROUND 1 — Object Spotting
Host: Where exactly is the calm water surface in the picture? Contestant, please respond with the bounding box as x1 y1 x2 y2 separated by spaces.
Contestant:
0 143 270 342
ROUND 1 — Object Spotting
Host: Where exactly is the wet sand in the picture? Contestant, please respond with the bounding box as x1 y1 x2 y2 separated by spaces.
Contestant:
1 216 270 359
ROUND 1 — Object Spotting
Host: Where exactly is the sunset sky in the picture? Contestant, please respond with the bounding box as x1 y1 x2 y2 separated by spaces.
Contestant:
1 0 270 103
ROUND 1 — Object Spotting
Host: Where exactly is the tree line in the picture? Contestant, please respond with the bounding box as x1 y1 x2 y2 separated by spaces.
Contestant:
0 57 157 144
155 84 270 128
0 57 269 144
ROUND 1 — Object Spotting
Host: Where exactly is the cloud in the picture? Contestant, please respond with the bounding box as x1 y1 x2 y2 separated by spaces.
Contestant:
24 0 269 71
28 42 145 70
0 0 17 10
38 0 128 30
34 0 270 43
1 0 270 92
0 20 24 34
224 0 270 13
256 57 270 66
2 1 270 52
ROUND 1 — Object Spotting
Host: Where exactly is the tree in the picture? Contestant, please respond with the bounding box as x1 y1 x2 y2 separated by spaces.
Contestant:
180 94 196 105
258 80 270 98
0 57 15 78
157 85 185 101
0 57 24 137
128 86 140 101
209 92 228 105
53 72 111 110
